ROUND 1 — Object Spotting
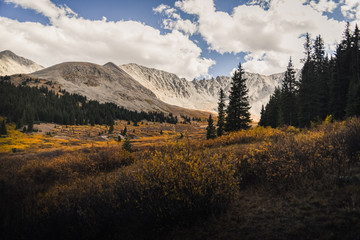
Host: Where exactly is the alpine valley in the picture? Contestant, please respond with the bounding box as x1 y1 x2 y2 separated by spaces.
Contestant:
0 50 300 119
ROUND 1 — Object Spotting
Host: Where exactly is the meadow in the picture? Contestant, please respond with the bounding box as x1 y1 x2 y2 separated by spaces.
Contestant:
0 118 359 239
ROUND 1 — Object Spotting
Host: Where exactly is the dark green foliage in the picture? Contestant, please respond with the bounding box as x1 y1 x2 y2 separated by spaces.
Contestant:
121 126 127 136
345 25 360 117
258 105 265 126
0 120 7 135
206 114 216 139
217 88 226 136
108 123 114 134
225 63 251 132
330 23 358 119
0 79 178 126
181 115 191 124
122 137 133 152
261 88 281 128
280 58 298 126
261 24 360 128
297 34 329 127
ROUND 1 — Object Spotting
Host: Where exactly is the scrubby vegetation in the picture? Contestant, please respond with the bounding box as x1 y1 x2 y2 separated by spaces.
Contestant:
1 118 359 239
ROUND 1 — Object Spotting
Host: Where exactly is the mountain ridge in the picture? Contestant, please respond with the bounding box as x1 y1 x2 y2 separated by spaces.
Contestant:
0 50 43 76
119 63 301 119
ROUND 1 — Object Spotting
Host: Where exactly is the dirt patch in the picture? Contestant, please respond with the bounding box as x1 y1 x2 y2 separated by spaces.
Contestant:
34 123 57 134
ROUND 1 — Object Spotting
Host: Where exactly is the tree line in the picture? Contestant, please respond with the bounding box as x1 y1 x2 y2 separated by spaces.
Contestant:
259 23 360 128
0 78 180 130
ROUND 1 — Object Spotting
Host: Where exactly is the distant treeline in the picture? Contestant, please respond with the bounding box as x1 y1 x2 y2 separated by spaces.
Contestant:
0 78 179 128
260 23 360 128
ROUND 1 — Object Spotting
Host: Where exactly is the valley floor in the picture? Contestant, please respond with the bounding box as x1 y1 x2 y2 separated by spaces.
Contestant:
0 119 359 240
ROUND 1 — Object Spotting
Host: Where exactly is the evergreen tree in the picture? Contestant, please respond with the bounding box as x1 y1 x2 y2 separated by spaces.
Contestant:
330 23 353 119
0 120 7 135
206 114 216 139
122 137 133 153
345 24 360 117
280 58 298 126
298 34 317 127
302 32 312 62
258 105 266 126
225 63 251 131
108 123 114 134
313 35 329 120
121 126 127 136
217 88 226 136
263 87 281 128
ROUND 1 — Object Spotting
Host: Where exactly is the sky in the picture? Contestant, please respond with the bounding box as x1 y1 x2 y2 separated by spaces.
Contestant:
0 0 359 80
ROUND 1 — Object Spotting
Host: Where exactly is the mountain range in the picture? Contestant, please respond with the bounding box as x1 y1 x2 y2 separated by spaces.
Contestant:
0 50 299 119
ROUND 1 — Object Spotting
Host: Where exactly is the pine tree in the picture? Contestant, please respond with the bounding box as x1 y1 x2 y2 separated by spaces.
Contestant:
122 137 133 153
258 105 266 126
206 114 216 139
298 34 318 127
121 126 127 136
0 120 7 135
108 123 114 134
264 87 281 128
313 35 329 120
302 32 312 63
217 88 226 136
280 58 298 126
345 24 360 117
330 23 353 119
225 63 251 132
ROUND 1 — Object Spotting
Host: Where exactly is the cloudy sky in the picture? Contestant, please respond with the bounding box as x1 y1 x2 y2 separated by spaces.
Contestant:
0 0 359 80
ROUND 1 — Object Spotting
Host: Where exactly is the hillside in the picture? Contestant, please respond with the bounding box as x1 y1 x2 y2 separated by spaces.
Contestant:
29 62 209 118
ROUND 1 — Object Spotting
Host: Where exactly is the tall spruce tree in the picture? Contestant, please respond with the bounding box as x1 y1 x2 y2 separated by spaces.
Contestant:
225 63 251 131
313 35 329 120
280 58 298 126
258 105 266 126
345 24 360 117
217 88 226 136
298 34 317 127
330 23 353 119
206 114 216 139
263 87 281 128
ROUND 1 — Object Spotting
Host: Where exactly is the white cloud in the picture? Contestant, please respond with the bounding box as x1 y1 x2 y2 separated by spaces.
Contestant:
341 0 360 22
154 3 198 35
4 0 76 19
162 18 198 35
1 0 214 80
309 0 338 13
174 0 347 75
247 0 272 9
153 4 170 13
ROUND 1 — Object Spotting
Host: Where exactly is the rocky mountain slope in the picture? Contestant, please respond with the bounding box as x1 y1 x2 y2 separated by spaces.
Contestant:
0 50 43 76
30 62 205 117
120 63 301 119
1 50 299 120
